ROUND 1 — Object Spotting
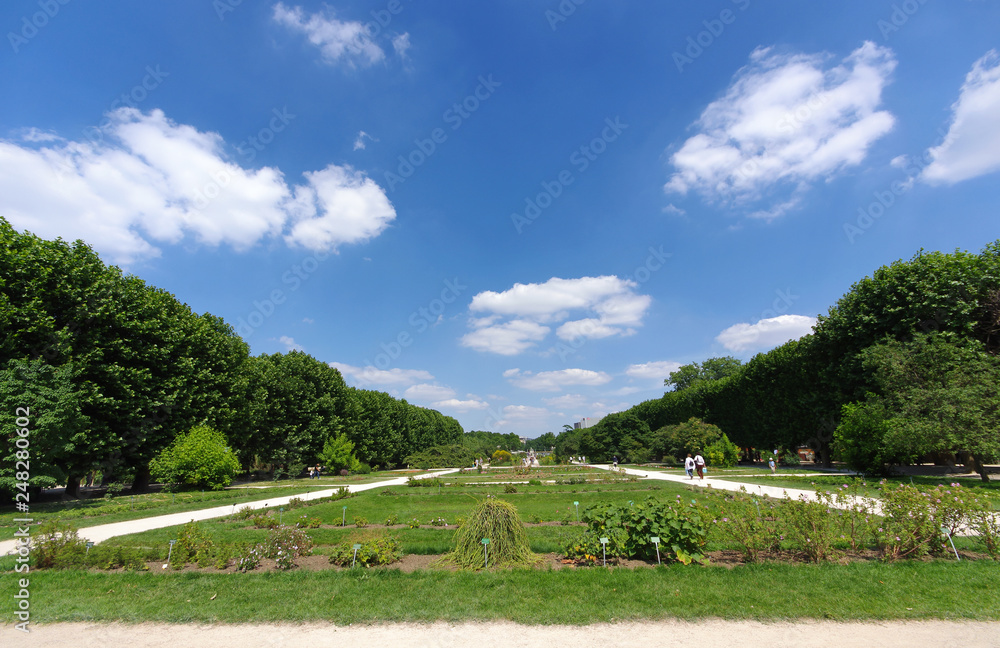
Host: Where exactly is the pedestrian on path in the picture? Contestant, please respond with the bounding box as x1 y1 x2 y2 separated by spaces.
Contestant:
769 457 776 474
694 452 706 480
684 453 695 479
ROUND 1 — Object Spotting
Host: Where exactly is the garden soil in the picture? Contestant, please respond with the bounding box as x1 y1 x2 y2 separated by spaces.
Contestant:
8 619 999 647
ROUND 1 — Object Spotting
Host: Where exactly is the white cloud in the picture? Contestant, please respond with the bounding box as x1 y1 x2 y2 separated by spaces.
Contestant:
329 362 433 387
505 368 612 392
625 360 683 382
922 50 1000 185
666 42 897 218
432 398 489 411
0 108 395 263
715 314 817 352
353 130 375 151
542 393 589 410
403 383 456 402
492 404 551 428
462 276 651 354
662 203 686 216
284 164 396 253
392 33 411 59
460 319 550 356
272 3 385 66
278 336 304 352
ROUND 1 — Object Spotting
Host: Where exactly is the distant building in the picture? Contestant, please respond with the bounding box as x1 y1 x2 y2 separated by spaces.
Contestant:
573 416 604 430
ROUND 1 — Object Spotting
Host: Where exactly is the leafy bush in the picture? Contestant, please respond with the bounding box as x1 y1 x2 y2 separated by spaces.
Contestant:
705 433 740 468
295 515 322 529
407 476 444 488
149 424 240 490
88 545 156 570
384 514 399 526
491 450 513 466
231 505 256 521
33 519 87 569
528 479 542 486
503 484 517 493
429 516 448 526
260 526 314 570
569 496 709 565
286 497 306 509
779 495 837 562
171 520 215 568
354 516 369 528
320 432 361 474
329 534 401 568
708 489 781 562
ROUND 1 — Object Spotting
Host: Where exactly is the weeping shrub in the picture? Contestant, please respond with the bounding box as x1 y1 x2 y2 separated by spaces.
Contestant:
448 497 536 569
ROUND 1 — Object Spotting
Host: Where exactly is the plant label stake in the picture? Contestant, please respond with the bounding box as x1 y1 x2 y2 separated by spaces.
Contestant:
573 501 579 521
650 537 661 565
164 539 176 569
86 541 94 556
752 499 761 518
941 526 961 561
600 537 609 567
629 500 634 508
279 507 284 525
342 506 347 527
481 538 490 569
352 544 361 568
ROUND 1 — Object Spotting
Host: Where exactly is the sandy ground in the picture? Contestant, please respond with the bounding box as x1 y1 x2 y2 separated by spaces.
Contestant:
5 620 999 647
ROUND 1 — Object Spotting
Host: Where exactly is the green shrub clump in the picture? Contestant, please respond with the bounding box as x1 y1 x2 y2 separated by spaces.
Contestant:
565 496 710 565
329 535 401 567
448 497 537 570
150 424 240 490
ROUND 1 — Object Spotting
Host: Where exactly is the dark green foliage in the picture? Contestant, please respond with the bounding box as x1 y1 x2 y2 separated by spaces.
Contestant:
652 417 724 462
405 443 476 469
150 424 241 490
665 356 743 391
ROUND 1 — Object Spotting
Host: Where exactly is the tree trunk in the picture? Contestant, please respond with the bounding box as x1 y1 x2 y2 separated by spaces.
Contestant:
131 464 151 492
63 474 80 499
971 455 991 483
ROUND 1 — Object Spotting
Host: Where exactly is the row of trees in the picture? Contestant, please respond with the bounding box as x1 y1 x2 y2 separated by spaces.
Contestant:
543 243 1000 480
0 219 462 494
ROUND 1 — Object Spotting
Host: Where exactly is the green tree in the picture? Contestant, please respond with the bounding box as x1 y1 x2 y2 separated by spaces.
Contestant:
149 424 240 490
652 417 724 462
319 432 360 473
837 334 1000 481
664 356 743 391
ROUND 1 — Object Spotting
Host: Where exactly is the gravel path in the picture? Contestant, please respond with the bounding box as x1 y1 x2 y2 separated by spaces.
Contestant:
6 620 998 647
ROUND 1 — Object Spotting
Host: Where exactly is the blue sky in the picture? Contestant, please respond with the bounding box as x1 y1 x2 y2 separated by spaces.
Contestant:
2 1 999 437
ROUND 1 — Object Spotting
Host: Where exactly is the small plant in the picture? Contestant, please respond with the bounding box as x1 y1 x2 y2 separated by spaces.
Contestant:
503 484 518 493
384 514 399 526
528 479 542 486
231 505 256 521
329 534 401 568
287 497 306 509
103 482 126 500
408 518 421 529
33 520 87 569
260 526 314 570
354 516 369 528
448 497 537 570
454 515 467 528
780 494 837 562
530 514 543 524
429 516 448 527
236 545 262 572
295 515 322 529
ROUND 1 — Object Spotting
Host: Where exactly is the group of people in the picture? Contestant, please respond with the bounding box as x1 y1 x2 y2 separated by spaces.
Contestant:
307 464 322 479
684 453 707 480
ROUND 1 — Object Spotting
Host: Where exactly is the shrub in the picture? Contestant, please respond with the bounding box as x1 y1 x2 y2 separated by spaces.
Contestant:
286 497 306 509
491 450 513 466
354 516 369 528
569 496 709 565
429 516 448 527
448 497 536 569
708 489 781 562
503 484 517 493
405 444 477 469
236 545 262 572
295 515 322 529
528 479 542 486
172 520 215 568
231 505 256 521
408 518 421 529
407 476 444 488
261 526 314 570
33 519 87 569
779 495 837 562
705 433 740 468
875 484 939 561
329 534 401 568
149 425 240 490
384 514 399 526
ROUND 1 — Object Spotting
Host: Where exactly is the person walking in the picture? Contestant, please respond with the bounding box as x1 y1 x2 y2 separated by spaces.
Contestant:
768 456 776 474
684 453 695 479
693 452 706 480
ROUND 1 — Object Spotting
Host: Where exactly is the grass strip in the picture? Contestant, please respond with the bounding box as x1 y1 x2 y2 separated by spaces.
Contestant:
6 560 998 624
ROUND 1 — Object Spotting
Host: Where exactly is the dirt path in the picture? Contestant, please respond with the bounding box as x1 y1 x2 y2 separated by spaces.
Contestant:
7 620 998 647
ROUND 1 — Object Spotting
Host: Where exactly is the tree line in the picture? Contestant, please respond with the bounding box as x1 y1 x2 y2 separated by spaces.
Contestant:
546 242 1000 480
0 219 462 495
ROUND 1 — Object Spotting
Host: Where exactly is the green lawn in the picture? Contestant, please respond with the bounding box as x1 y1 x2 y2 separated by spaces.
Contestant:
5 560 998 624
0 470 431 541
